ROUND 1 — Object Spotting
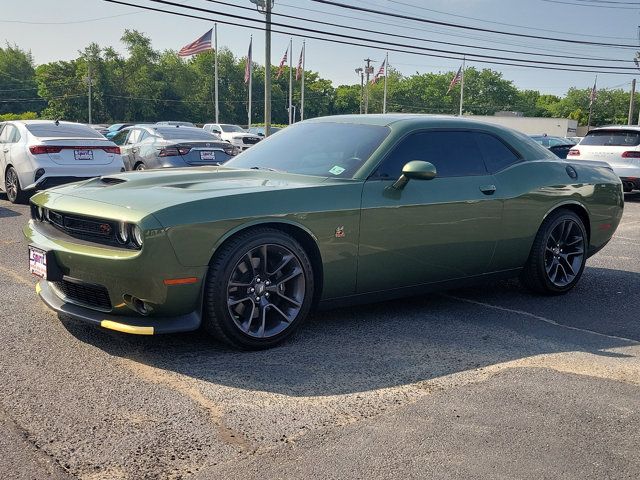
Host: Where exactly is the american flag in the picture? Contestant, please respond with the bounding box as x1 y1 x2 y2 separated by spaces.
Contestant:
589 77 597 107
371 58 386 84
446 66 462 95
178 29 213 57
276 47 288 80
244 37 252 84
296 45 304 81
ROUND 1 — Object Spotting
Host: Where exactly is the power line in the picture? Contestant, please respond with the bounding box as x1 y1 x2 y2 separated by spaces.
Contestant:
310 0 640 48
116 0 640 74
202 0 635 63
541 0 640 7
385 0 636 40
0 12 137 25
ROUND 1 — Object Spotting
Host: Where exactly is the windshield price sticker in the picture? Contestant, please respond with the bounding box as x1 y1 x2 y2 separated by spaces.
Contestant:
329 165 346 175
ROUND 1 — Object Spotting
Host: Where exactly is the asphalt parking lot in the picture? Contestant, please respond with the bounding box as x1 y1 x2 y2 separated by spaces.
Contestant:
1 193 639 480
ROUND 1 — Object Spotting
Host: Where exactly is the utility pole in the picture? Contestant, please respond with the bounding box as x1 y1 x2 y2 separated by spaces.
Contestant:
629 78 636 125
355 67 363 114
300 40 306 121
264 0 272 137
288 37 292 125
459 55 466 116
364 58 373 114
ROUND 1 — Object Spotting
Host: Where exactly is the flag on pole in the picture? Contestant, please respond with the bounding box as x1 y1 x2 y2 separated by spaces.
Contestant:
276 47 288 80
178 29 213 57
296 46 304 81
371 58 386 84
244 37 252 84
447 66 462 94
589 77 598 106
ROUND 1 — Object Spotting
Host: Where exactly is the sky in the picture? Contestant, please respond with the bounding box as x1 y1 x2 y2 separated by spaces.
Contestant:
2 0 640 97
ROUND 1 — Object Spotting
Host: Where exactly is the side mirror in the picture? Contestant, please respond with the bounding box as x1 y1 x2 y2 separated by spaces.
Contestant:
391 161 437 190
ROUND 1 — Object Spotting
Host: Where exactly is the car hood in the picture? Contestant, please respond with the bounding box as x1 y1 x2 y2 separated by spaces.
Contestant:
35 166 332 216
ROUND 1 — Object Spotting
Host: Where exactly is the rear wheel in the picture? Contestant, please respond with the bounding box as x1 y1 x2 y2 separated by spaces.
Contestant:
521 209 587 295
5 167 26 204
203 228 314 349
134 162 146 171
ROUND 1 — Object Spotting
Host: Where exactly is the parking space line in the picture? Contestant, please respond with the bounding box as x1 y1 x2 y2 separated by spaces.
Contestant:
442 294 638 344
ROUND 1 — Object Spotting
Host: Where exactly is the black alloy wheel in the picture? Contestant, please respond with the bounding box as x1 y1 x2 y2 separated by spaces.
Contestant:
226 244 306 338
203 228 314 349
5 167 24 204
521 209 587 295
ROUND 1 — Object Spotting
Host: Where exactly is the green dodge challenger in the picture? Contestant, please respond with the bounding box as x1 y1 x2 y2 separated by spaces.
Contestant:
25 115 623 349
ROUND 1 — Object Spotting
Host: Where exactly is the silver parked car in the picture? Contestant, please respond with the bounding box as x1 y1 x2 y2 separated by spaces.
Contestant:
111 125 238 171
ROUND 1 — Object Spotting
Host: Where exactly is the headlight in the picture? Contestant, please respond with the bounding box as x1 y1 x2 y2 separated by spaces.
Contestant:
117 221 129 243
132 225 143 248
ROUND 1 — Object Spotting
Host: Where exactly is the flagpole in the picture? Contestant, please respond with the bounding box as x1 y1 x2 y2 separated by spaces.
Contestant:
301 40 305 121
214 23 219 123
587 75 597 132
459 55 465 116
383 52 388 114
248 35 252 129
288 38 293 125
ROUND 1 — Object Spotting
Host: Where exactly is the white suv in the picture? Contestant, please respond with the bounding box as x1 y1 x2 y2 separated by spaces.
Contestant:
568 126 640 192
202 123 261 151
0 120 124 203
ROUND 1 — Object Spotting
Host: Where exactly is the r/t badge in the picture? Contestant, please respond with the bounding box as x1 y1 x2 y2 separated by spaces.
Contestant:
335 226 345 238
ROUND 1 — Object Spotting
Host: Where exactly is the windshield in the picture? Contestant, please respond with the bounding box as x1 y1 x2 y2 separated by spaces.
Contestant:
26 123 105 139
225 122 390 178
220 124 245 133
581 130 640 147
155 128 220 141
107 124 124 132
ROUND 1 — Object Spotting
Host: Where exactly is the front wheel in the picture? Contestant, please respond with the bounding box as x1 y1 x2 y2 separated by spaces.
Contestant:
203 228 314 349
521 209 587 295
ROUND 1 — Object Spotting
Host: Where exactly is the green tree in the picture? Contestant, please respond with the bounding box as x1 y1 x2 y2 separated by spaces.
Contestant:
0 44 39 115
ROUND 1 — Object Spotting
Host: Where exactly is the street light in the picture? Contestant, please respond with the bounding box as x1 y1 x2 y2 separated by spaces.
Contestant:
355 67 363 114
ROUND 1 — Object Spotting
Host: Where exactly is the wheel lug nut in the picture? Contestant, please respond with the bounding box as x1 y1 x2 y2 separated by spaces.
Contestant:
256 296 261 301
249 287 254 293
265 280 270 285
265 293 269 297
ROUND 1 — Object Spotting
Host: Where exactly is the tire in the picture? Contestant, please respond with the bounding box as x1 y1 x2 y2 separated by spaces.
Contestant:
134 162 146 171
203 228 315 349
520 209 588 295
5 166 26 204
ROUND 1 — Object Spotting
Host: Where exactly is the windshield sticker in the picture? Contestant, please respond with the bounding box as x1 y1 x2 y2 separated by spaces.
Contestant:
329 165 346 175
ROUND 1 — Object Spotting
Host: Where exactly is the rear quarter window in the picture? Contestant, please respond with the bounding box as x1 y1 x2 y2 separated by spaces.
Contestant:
26 123 104 139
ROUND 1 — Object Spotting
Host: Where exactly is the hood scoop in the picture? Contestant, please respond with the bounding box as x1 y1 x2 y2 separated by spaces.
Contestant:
99 177 127 186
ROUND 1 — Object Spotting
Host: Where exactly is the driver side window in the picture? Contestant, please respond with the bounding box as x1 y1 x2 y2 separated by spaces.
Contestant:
375 131 487 179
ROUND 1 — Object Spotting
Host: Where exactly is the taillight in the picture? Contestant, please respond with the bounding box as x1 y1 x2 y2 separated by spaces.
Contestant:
621 151 640 158
567 149 580 156
29 145 119 154
29 145 62 155
158 147 179 157
159 146 190 157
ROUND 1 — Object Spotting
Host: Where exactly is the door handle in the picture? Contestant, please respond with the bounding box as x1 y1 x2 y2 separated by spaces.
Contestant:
2 148 8 153
479 184 497 195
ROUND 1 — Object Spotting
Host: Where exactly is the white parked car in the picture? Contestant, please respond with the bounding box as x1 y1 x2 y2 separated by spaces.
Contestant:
0 120 124 203
568 126 640 192
202 123 261 150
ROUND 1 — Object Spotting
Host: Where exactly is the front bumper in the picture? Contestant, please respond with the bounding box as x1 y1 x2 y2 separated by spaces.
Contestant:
36 280 201 334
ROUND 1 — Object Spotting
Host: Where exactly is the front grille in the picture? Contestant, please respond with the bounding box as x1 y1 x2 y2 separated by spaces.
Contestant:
242 137 260 145
53 278 112 311
45 210 117 243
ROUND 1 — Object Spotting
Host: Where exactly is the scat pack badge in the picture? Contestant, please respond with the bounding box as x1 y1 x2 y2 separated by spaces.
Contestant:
335 226 345 238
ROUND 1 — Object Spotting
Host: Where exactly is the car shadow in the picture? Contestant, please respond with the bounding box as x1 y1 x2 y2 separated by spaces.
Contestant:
59 265 639 397
0 206 21 218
